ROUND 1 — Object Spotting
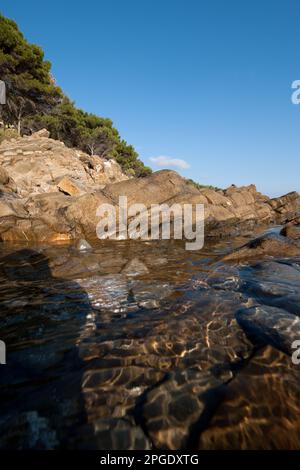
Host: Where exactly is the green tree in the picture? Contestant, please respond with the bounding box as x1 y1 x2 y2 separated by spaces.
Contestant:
0 14 61 133
0 13 152 177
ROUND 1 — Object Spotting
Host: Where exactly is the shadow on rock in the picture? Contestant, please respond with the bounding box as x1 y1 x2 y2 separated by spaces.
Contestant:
0 248 95 449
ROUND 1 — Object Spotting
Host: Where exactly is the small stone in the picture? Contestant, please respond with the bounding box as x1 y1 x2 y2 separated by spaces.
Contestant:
74 239 92 251
121 258 149 276
138 299 159 309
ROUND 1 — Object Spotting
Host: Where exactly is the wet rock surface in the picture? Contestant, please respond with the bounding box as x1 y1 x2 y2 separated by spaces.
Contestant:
141 369 224 449
239 260 300 314
222 231 300 261
1 230 300 449
236 305 300 354
197 346 300 450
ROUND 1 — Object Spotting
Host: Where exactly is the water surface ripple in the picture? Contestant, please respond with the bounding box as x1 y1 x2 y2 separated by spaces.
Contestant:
0 237 300 449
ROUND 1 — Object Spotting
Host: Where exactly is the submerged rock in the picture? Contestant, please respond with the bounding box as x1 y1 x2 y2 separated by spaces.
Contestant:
0 411 58 450
197 346 300 450
92 419 151 450
67 418 152 450
142 370 224 450
2 238 300 449
121 257 149 276
74 239 92 251
142 369 224 450
236 305 300 354
240 260 300 315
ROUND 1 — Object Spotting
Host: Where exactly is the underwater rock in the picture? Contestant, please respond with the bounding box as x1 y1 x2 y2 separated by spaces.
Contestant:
197 346 300 449
142 369 224 449
236 304 300 354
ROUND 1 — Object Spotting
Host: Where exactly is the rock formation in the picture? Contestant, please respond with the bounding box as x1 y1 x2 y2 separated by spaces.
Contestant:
0 130 300 243
0 129 128 198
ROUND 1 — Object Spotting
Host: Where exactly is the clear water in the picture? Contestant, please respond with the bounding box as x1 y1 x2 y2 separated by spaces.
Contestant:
1 236 300 449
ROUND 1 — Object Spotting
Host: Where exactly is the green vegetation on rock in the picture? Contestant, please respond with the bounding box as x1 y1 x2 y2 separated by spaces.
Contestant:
0 13 152 177
186 178 220 191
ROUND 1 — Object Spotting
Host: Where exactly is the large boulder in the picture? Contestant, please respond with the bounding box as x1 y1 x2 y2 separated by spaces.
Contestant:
103 169 199 206
269 191 300 223
0 191 116 242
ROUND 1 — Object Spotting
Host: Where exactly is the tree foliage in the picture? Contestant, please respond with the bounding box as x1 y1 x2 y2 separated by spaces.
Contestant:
0 15 62 133
0 14 152 177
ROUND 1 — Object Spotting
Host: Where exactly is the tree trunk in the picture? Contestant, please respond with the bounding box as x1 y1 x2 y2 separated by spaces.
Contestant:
88 144 95 156
17 113 22 136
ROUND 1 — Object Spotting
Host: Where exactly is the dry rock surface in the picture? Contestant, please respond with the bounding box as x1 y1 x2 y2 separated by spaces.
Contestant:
0 130 300 243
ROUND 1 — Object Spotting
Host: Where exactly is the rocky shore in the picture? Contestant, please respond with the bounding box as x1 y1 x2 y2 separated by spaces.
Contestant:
1 233 300 449
1 129 300 243
2 130 300 450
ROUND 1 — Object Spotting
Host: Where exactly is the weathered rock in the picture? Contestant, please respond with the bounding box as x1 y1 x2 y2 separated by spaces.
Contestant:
31 128 50 138
269 191 300 223
0 165 9 185
103 169 199 207
0 190 114 242
63 192 113 239
0 133 299 242
0 192 27 220
280 223 300 240
0 132 128 197
223 232 300 261
57 176 86 196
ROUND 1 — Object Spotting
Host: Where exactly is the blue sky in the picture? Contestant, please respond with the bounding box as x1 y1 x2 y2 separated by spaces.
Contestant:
2 0 300 196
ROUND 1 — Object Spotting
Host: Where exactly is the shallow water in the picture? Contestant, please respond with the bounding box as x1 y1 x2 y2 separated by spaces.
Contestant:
1 235 300 449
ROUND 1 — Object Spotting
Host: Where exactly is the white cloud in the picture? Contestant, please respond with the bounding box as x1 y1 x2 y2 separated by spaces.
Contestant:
150 156 190 170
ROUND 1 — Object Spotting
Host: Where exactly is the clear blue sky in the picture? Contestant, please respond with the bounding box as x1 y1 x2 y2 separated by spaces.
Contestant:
2 0 300 196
